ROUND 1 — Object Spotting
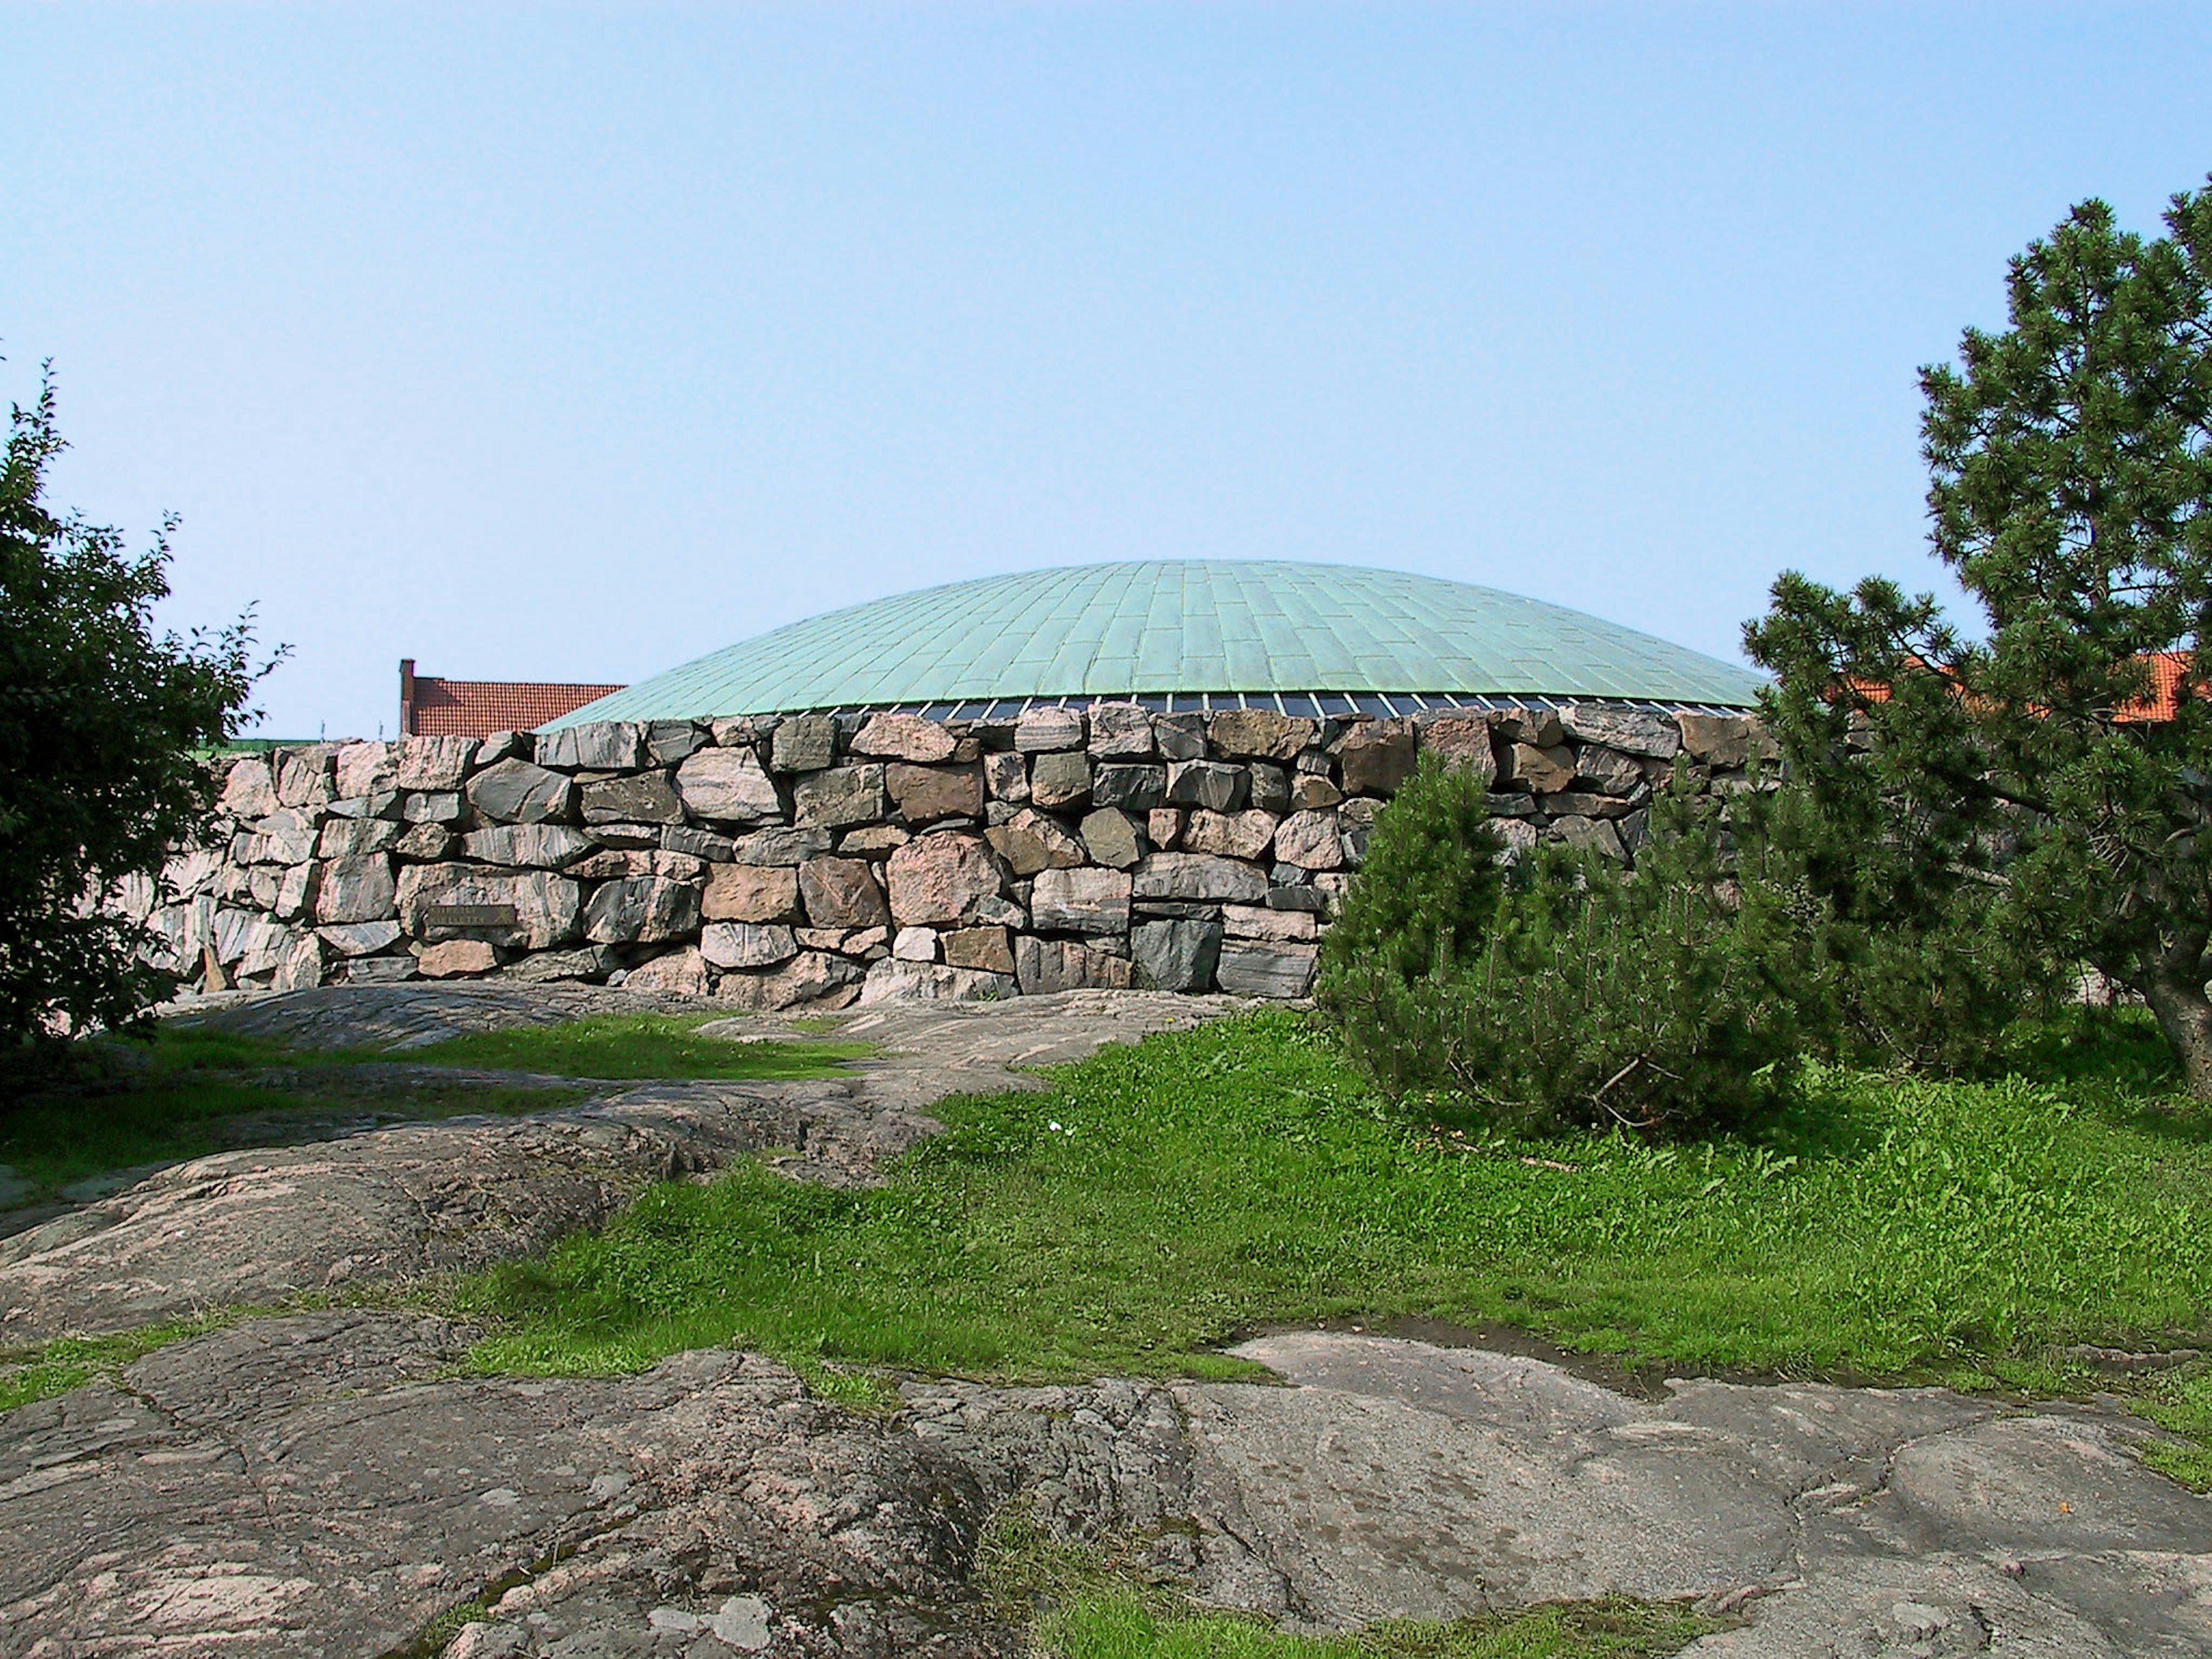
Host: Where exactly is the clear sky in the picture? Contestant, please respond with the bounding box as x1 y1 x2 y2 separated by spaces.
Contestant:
7 3 2209 738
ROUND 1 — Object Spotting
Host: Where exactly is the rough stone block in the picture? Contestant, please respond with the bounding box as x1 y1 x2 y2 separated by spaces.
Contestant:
888 763 985 823
677 748 785 823
853 712 958 763
335 741 399 800
1216 939 1319 998
661 824 735 861
1093 763 1167 811
1266 885 1328 914
218 757 278 819
887 832 1006 927
467 758 576 825
1339 721 1417 796
1152 712 1207 760
336 955 419 984
1031 866 1132 935
1291 772 1344 810
461 824 596 869
1574 745 1647 796
316 919 403 956
839 824 910 854
1183 809 1279 862
1210 709 1316 760
402 792 464 824
730 826 835 866
315 854 397 925
986 808 1085 877
1273 809 1346 871
1078 808 1143 870
1676 712 1753 768
858 958 1015 1004
316 818 400 860
704 863 801 923
584 876 703 945
1491 706 1565 748
1552 816 1627 861
326 790 404 821
717 951 865 1011
272 861 320 922
1146 808 1183 850
1131 917 1222 992
1132 851 1268 904
1016 934 1136 994
1166 759 1247 811
394 823 454 863
771 714 838 772
1088 703 1154 756
539 721 645 771
1223 904 1318 942
1028 750 1092 810
646 721 708 766
1494 817 1540 864
1547 791 1638 820
251 809 319 865
624 945 711 997
395 735 478 791
701 921 801 970
1562 703 1682 760
942 926 1016 974
793 764 888 829
582 771 685 825
416 939 498 978
892 925 939 962
396 864 582 950
1248 763 1290 813
1418 714 1499 784
1338 798 1381 866
501 945 619 983
1014 707 1086 753
798 856 891 929
983 751 1030 802
1505 743 1575 793
275 748 336 808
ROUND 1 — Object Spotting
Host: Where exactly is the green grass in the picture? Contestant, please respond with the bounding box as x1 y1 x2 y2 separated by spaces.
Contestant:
455 1008 2212 1393
0 1316 237 1414
1039 1596 1725 1659
976 1503 1728 1659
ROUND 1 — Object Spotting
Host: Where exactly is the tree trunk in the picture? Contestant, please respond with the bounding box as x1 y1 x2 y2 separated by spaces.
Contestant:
2139 961 2212 1101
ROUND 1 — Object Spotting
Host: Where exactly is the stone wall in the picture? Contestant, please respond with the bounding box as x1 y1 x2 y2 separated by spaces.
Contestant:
126 703 1767 1011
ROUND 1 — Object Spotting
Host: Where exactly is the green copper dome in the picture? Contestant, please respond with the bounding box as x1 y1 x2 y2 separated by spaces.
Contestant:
546 560 1763 725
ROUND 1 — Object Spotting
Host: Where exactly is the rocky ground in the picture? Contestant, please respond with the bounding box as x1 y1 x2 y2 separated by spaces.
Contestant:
3 987 2208 1657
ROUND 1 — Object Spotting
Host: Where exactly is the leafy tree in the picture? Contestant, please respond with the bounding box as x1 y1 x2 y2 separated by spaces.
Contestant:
1 363 271 1043
1747 183 2212 1093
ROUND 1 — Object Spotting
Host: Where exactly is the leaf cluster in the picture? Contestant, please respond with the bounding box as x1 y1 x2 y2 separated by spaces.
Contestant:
0 363 274 1043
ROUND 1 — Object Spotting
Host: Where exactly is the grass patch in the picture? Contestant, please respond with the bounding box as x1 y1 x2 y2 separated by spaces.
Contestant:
977 1504 1726 1658
455 1008 2212 1396
0 1316 239 1414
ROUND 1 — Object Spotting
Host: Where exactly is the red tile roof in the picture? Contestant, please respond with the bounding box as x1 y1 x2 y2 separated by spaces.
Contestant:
404 674 626 738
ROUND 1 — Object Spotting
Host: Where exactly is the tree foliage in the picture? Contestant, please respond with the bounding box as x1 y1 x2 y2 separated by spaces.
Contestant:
1317 753 1502 988
0 365 270 1043
1746 182 2212 1094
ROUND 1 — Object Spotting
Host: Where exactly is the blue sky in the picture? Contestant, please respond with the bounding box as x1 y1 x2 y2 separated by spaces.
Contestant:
6 3 2210 738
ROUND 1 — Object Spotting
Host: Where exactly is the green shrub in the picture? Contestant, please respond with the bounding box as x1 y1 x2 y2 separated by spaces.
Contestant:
1319 755 1502 989
1395 798 1804 1137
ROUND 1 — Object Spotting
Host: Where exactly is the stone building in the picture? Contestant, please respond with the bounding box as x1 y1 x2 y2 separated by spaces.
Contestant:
138 560 1767 1007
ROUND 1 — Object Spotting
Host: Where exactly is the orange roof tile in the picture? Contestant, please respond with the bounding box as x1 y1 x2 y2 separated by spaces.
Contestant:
406 677 626 739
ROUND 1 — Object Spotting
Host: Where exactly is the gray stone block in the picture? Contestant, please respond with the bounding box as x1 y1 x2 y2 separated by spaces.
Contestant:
1093 763 1167 811
1561 703 1683 760
1031 866 1132 935
794 764 888 829
1132 851 1269 904
771 714 838 772
461 824 597 869
1014 708 1086 753
538 721 645 771
1028 750 1092 810
1166 759 1247 811
1131 917 1222 992
1078 808 1143 870
701 922 801 970
1015 934 1135 994
582 771 685 825
584 876 703 945
467 758 576 825
677 748 785 823
1216 940 1319 998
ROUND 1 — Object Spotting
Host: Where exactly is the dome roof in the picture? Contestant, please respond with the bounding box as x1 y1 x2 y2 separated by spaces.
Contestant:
546 560 1763 726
